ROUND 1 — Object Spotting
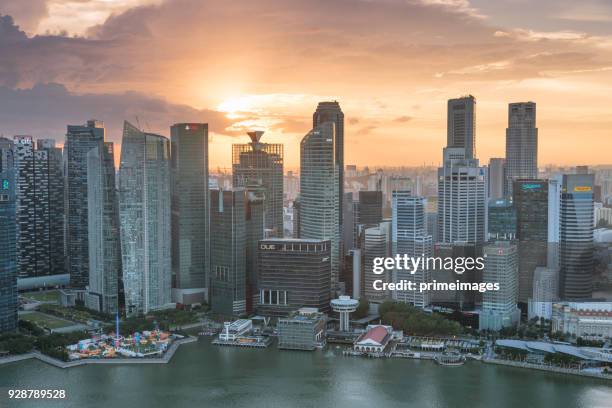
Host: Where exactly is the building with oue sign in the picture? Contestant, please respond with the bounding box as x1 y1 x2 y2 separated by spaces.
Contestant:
257 238 331 317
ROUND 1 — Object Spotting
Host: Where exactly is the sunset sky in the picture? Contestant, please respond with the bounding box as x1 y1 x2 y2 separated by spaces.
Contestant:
1 0 611 168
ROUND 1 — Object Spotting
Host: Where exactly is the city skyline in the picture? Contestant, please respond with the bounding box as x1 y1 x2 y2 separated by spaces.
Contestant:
1 1 612 168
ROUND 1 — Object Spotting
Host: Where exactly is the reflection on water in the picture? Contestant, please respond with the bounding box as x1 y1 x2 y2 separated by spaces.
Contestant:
1 339 611 408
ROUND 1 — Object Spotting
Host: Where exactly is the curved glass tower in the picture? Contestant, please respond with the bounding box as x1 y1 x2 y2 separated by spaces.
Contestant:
119 121 171 316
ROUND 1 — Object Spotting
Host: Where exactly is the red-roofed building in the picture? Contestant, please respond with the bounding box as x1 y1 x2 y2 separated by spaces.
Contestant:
353 325 393 353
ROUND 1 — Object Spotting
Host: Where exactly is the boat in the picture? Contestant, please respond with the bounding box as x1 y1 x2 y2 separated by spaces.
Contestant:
435 351 466 366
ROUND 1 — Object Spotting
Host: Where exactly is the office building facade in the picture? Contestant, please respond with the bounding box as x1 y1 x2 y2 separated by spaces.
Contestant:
487 198 516 240
65 120 105 288
232 131 283 237
171 123 209 304
506 102 538 196
447 95 476 159
257 239 331 317
488 158 506 200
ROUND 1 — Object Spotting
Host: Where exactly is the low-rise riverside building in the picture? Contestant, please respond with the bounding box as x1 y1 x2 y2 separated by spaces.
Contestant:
277 308 326 351
353 325 393 354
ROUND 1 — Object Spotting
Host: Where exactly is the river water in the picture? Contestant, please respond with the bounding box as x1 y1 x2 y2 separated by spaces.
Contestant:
1 339 611 408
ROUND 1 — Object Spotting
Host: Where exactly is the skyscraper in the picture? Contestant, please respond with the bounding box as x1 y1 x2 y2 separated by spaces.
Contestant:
363 221 391 302
528 266 559 320
447 95 476 159
171 123 209 305
245 186 264 313
479 241 520 331
313 101 344 228
119 121 172 316
0 138 18 332
65 120 105 288
559 174 594 300
487 198 516 240
488 158 506 200
506 102 538 196
514 179 548 304
232 131 283 237
437 162 487 245
210 189 247 316
392 192 432 308
257 238 331 317
86 142 121 314
300 122 340 286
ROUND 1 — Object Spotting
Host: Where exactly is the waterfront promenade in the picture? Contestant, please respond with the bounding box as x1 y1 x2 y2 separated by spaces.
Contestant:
483 357 612 381
0 336 197 369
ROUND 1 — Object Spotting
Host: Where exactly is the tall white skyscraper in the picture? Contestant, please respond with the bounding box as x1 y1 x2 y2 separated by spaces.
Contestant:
479 241 520 331
392 192 432 308
363 221 391 303
300 122 340 286
505 102 538 196
119 121 172 316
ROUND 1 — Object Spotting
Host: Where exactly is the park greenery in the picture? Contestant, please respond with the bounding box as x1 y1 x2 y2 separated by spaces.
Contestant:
352 298 369 319
379 301 462 336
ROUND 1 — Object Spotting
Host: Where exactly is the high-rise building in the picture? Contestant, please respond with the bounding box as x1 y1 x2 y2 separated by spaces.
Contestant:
86 142 121 314
245 186 264 313
488 158 505 200
232 131 283 237
257 239 331 317
170 123 209 305
514 179 548 304
437 161 487 245
363 221 391 303
487 198 516 240
356 191 383 227
210 189 247 316
65 120 105 288
313 101 344 228
391 192 432 308
506 102 538 196
528 266 559 320
559 174 594 299
431 243 481 310
0 138 18 332
447 95 476 159
342 192 355 254
119 121 172 316
300 122 340 286
547 176 562 269
13 136 65 281
479 241 520 331
36 139 65 278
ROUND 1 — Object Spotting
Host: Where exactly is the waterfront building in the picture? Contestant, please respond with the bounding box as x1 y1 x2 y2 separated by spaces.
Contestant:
210 189 247 316
488 158 506 200
65 120 105 288
447 95 476 159
514 179 548 304
278 308 327 351
479 241 520 331
363 221 391 302
119 121 172 316
218 319 253 342
232 131 283 237
0 138 17 332
313 101 344 228
86 142 121 314
391 192 432 308
528 267 559 320
353 325 393 353
331 296 358 332
170 123 209 305
300 122 340 286
487 198 516 240
552 302 612 340
257 238 331 317
505 102 538 196
13 136 65 280
559 174 595 299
